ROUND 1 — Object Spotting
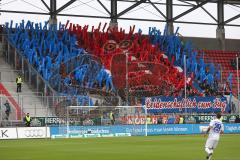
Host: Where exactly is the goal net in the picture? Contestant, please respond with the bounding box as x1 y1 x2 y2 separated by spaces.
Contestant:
53 105 150 138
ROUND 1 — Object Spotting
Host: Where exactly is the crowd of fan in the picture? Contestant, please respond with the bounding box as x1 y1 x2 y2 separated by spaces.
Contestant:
5 20 234 104
5 20 115 105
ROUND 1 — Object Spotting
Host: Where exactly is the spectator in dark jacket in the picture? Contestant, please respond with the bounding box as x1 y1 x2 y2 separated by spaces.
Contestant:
4 100 11 120
235 115 240 123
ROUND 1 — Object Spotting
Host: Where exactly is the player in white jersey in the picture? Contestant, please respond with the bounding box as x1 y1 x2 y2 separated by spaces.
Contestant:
204 112 224 160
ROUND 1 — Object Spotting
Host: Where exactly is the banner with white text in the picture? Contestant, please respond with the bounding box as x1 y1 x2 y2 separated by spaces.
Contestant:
144 96 229 113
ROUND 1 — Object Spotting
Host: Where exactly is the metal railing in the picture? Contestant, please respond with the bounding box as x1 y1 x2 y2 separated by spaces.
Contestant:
0 69 21 82
2 36 57 97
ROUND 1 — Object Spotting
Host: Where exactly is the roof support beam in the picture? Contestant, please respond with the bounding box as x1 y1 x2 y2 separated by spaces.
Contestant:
148 0 166 19
173 0 209 21
110 0 118 27
49 0 57 26
97 0 111 15
166 0 174 35
197 1 217 22
117 0 146 18
0 10 49 15
225 14 240 24
55 0 76 14
217 0 225 50
41 0 50 11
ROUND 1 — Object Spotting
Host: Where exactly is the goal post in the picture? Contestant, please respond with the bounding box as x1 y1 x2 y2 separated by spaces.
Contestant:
54 105 150 138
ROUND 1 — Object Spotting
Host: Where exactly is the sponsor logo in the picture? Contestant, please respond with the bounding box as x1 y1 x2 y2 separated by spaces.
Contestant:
199 126 208 133
0 129 8 138
24 129 44 138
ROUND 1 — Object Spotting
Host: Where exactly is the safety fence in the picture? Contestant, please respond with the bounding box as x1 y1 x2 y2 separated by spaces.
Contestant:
0 94 124 121
0 94 239 123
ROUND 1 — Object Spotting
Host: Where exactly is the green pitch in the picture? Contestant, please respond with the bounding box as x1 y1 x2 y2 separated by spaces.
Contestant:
0 135 239 160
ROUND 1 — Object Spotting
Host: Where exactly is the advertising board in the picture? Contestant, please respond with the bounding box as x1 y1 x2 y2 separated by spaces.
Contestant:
0 128 17 139
17 127 50 139
50 123 240 137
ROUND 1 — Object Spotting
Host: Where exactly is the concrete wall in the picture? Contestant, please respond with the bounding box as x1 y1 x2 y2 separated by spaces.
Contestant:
182 37 240 52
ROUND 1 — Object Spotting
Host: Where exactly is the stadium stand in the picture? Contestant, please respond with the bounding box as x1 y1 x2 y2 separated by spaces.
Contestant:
201 50 238 95
4 20 116 106
65 21 188 99
65 21 231 99
1 20 236 114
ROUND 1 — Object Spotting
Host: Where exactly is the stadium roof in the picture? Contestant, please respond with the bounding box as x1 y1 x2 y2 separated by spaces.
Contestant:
185 0 240 4
0 0 239 26
0 0 240 39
